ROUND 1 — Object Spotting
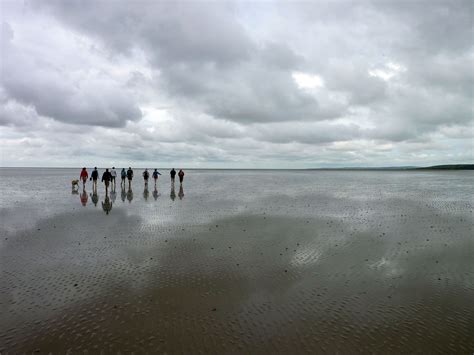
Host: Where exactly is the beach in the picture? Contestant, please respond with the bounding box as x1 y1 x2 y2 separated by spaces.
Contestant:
1 168 473 353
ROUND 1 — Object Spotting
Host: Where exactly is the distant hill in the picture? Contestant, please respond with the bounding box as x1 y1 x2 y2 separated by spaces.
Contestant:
417 164 474 170
308 164 473 171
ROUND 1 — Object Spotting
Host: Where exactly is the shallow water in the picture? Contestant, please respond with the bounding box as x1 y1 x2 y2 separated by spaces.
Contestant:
0 168 473 353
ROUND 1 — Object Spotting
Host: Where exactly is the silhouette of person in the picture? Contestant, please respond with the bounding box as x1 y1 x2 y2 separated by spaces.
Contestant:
80 167 88 188
153 187 159 201
102 195 113 215
170 184 176 201
152 169 161 188
178 184 184 200
127 187 134 203
127 167 134 189
91 167 99 191
170 168 176 184
143 169 150 187
91 190 99 207
102 168 112 194
80 189 88 206
178 169 184 185
121 168 127 188
110 167 117 190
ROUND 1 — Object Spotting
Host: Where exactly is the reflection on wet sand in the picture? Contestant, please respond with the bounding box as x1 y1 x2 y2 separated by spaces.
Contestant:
121 186 126 202
126 188 133 203
178 184 184 200
110 188 116 203
90 190 99 207
170 183 176 201
101 195 112 215
80 189 88 206
3 170 472 352
1 208 473 353
84 185 164 207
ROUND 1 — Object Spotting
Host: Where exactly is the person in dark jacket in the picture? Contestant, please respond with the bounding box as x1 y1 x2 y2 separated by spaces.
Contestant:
127 167 134 189
102 168 112 194
170 168 176 184
143 169 150 186
152 169 161 188
90 167 99 191
178 169 185 185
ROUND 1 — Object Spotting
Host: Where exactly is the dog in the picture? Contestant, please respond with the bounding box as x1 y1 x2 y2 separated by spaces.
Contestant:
71 179 80 189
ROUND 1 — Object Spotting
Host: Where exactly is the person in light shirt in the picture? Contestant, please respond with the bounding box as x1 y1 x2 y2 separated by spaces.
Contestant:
110 167 117 189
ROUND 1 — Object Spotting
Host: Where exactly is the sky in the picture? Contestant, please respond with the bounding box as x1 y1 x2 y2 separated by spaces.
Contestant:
0 0 472 168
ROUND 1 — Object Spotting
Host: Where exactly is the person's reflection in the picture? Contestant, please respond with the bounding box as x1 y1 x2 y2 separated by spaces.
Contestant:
80 188 88 206
102 194 113 215
170 183 176 201
90 189 99 207
127 187 134 203
110 188 117 203
153 187 159 201
178 184 184 200
143 186 149 201
121 185 126 202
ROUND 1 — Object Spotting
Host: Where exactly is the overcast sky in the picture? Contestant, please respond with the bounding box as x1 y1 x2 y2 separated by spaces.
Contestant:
1 0 472 168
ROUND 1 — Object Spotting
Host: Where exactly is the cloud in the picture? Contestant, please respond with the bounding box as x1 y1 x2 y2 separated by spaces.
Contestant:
0 0 472 167
1 16 142 128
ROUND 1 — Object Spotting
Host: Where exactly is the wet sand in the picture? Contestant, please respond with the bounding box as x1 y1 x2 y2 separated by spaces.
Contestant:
0 169 473 353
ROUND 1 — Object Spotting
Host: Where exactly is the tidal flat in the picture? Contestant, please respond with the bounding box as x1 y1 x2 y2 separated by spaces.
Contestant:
0 168 473 353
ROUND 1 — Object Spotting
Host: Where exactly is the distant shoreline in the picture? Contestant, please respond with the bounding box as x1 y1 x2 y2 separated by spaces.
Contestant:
308 164 474 171
0 164 472 170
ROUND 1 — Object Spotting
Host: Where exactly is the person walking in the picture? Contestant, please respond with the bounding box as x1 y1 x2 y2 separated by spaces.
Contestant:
152 169 161 187
143 169 150 187
127 167 134 189
110 167 117 189
178 169 185 185
170 168 176 184
80 167 88 188
102 168 112 195
121 168 127 188
91 167 99 191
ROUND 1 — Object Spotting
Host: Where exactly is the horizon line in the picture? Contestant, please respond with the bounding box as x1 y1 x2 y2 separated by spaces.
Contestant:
0 164 472 170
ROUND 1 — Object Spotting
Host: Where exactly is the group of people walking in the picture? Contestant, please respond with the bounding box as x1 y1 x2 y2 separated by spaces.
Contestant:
76 167 185 215
79 167 185 193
